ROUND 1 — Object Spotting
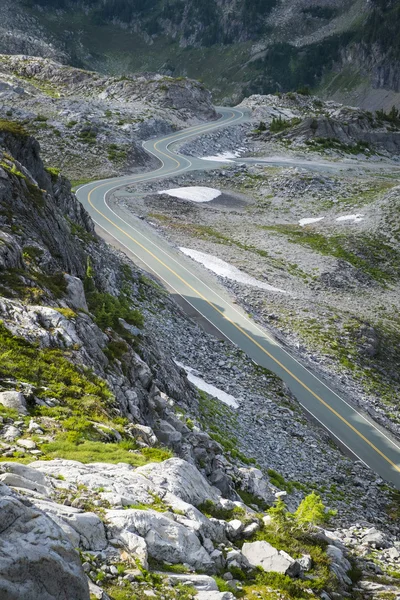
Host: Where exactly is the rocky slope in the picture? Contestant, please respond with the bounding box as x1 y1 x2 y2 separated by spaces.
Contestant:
0 0 399 108
0 54 215 181
0 106 400 598
117 92 400 440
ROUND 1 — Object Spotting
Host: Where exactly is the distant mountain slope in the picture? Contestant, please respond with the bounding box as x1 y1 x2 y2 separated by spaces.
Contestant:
1 0 400 108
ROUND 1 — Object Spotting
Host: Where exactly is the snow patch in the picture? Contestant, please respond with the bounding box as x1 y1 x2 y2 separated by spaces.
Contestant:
179 247 287 293
175 362 239 408
336 214 364 223
299 217 325 227
200 151 241 163
158 187 221 203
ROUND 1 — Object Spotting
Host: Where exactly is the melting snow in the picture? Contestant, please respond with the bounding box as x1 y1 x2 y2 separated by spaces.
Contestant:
179 247 287 293
336 214 364 223
299 217 325 227
175 362 239 408
200 150 242 163
158 187 221 203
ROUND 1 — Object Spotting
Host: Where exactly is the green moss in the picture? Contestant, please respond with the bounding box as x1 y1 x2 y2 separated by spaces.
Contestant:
104 340 129 362
53 307 77 319
45 166 61 180
237 490 270 512
66 217 97 244
78 129 97 145
0 268 67 301
0 321 166 464
85 289 144 330
0 119 28 137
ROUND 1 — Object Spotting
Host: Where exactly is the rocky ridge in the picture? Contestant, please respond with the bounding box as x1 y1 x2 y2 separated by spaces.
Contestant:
0 54 216 180
1 0 400 108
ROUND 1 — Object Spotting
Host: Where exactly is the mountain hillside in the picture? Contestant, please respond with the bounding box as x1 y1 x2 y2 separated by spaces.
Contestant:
0 108 399 600
1 0 400 108
0 54 215 181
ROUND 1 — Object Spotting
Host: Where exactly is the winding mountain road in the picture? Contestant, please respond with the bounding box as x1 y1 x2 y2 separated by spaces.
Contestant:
77 107 400 488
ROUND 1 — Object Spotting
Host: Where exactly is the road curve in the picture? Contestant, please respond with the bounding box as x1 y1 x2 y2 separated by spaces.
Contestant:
77 107 400 488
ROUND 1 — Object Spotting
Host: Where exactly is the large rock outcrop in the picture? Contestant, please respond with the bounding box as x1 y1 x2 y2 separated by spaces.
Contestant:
0 483 89 600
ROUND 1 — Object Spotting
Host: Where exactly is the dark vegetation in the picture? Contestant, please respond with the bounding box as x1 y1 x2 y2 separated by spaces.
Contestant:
362 0 400 60
269 116 301 133
25 0 278 45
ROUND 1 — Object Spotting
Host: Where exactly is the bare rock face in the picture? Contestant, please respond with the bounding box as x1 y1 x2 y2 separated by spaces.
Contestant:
135 457 222 506
0 391 27 415
0 483 90 600
106 508 215 572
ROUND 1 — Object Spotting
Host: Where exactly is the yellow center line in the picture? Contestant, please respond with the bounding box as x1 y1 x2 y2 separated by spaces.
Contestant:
85 125 400 475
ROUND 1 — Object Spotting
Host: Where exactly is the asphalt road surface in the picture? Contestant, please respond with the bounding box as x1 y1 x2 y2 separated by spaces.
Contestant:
77 107 400 488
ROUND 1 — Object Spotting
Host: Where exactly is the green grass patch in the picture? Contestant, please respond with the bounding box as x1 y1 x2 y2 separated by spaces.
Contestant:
262 225 400 284
45 166 61 180
40 439 172 466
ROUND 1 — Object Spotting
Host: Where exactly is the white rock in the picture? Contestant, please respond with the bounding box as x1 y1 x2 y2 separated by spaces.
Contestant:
66 512 108 551
0 472 50 497
163 573 218 591
242 522 259 538
106 508 214 572
136 458 221 506
32 499 107 551
388 547 400 559
0 390 27 415
0 462 49 488
298 554 312 571
17 438 37 450
239 467 277 505
361 528 390 549
227 519 244 539
242 541 300 577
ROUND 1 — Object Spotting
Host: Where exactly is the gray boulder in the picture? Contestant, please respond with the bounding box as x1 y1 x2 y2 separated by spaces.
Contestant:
64 274 88 311
163 573 218 591
32 500 107 551
106 508 214 572
0 484 89 600
0 462 51 497
326 545 352 586
238 467 277 505
0 391 27 415
242 541 301 577
361 528 390 549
